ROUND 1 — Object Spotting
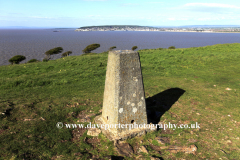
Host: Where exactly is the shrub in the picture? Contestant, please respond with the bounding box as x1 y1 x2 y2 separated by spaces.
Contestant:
27 59 38 63
108 46 116 51
99 62 103 67
42 58 49 62
61 51 72 57
45 47 63 60
168 46 176 49
82 44 100 54
9 55 26 64
132 46 138 51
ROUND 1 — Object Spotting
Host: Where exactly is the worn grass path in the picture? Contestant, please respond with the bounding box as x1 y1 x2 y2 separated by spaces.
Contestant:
0 43 239 159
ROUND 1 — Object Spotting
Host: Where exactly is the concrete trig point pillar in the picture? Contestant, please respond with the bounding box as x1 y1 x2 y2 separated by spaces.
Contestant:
95 50 152 140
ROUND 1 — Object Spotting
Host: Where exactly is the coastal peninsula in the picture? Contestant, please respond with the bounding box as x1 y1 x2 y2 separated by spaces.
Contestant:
75 25 240 33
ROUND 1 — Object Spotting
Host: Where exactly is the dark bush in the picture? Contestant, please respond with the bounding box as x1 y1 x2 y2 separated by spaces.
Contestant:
27 59 38 63
61 51 72 57
9 55 26 64
132 46 138 51
42 58 49 62
108 46 116 51
168 46 176 49
45 47 63 60
99 62 103 67
82 44 100 54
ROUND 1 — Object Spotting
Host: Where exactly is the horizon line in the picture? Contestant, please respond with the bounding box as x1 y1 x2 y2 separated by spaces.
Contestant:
1 25 240 29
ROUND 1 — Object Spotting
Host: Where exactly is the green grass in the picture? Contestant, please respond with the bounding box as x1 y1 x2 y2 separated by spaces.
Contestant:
0 44 240 159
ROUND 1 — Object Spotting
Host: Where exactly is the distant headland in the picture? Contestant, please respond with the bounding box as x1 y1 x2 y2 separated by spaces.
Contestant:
75 25 157 31
75 25 240 32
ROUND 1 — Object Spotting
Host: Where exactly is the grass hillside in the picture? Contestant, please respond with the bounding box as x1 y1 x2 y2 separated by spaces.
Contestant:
0 43 240 159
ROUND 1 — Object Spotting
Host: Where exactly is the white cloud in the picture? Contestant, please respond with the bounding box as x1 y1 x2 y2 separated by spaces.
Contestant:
30 16 56 19
121 3 140 7
83 0 107 1
184 3 240 9
147 2 164 4
168 18 175 21
167 17 190 21
181 3 240 15
87 15 101 17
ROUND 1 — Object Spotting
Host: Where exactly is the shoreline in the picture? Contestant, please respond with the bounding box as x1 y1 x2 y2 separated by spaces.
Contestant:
1 29 240 66
163 31 240 33
1 43 240 67
75 30 240 33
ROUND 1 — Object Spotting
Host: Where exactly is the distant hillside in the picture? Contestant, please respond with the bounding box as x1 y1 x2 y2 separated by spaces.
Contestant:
152 25 240 28
78 25 155 29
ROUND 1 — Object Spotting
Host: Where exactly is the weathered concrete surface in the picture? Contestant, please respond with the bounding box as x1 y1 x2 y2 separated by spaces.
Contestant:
95 115 154 140
94 50 154 140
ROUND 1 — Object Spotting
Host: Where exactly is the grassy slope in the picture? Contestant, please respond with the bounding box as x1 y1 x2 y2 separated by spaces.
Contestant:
0 43 239 159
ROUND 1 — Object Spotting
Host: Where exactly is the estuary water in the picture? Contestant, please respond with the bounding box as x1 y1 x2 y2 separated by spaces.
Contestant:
0 29 240 66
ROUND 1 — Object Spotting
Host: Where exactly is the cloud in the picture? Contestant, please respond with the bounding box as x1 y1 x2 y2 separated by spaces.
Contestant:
168 17 189 21
183 3 240 13
30 16 57 19
121 3 140 7
84 14 134 20
147 2 164 4
83 0 107 1
168 18 175 21
184 3 240 9
87 15 102 18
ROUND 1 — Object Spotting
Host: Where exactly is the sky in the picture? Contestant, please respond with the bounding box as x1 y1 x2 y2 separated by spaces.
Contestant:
0 0 240 28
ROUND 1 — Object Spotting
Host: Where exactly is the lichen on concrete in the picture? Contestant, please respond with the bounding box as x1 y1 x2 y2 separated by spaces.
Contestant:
95 50 152 140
